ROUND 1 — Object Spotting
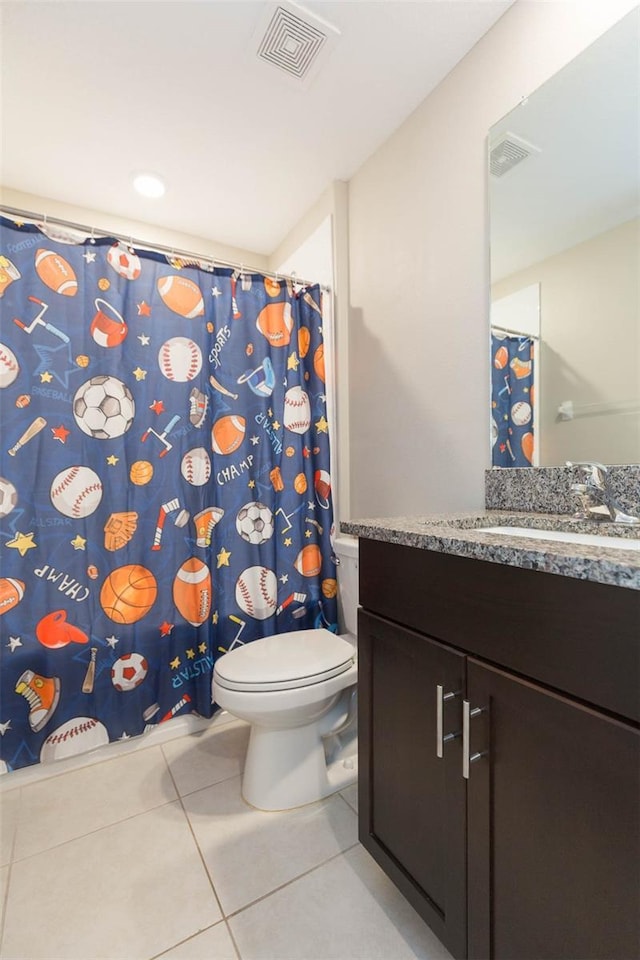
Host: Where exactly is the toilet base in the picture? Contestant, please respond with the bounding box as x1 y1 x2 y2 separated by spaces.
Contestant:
241 721 357 811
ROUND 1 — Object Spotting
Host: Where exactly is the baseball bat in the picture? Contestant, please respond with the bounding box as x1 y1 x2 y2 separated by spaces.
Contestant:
82 648 98 694
209 373 238 400
8 416 47 456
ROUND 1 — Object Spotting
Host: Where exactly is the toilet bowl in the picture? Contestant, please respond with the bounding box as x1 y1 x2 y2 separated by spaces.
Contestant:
213 534 359 811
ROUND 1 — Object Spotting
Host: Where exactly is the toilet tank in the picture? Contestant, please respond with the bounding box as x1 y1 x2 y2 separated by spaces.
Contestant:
333 535 359 637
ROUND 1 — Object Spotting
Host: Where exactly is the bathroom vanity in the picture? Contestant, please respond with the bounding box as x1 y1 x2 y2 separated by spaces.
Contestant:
343 514 640 960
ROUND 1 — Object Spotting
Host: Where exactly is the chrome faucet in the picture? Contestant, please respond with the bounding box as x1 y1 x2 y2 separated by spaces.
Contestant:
567 461 639 524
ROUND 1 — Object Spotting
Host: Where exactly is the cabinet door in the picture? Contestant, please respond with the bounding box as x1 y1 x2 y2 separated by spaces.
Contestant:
358 610 467 958
466 658 640 960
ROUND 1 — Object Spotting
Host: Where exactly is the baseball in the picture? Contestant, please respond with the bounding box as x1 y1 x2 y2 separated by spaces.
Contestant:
283 386 311 435
511 401 532 426
181 447 211 486
40 717 109 763
0 342 19 389
50 465 103 518
158 336 202 382
235 565 277 620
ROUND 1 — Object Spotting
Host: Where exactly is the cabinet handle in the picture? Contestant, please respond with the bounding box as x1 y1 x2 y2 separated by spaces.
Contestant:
436 684 459 758
462 699 485 779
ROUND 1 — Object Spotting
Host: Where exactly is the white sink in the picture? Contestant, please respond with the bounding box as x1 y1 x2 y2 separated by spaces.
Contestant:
477 526 640 551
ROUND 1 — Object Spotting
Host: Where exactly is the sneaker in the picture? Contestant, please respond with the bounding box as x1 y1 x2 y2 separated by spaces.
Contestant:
15 670 60 732
188 387 208 428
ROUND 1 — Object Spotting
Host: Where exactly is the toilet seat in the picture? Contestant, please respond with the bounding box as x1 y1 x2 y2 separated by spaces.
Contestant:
214 629 355 692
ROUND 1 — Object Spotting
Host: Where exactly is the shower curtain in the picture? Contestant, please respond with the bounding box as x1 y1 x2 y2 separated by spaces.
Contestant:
491 331 535 467
0 215 337 773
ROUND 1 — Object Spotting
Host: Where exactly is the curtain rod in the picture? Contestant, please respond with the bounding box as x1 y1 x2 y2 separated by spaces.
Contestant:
491 325 539 340
0 204 329 291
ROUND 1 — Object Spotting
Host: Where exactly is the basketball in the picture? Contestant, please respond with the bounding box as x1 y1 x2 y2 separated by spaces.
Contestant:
264 278 281 297
313 343 325 383
35 248 78 296
294 473 307 494
256 302 293 347
298 326 310 358
211 415 246 455
294 545 323 578
100 564 157 624
173 557 212 627
129 460 154 485
157 276 204 318
322 578 338 599
521 432 534 464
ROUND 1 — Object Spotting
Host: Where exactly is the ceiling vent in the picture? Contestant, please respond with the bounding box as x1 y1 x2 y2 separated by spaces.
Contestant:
256 2 339 85
490 132 541 178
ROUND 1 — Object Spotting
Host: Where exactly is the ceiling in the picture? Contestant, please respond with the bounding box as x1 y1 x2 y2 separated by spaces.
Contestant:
1 0 513 255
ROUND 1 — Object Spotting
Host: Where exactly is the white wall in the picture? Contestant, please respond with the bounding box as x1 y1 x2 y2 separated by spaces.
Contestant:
346 0 637 519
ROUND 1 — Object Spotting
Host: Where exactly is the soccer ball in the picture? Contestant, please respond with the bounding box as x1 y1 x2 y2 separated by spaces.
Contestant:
236 501 274 545
106 242 141 281
73 375 135 439
111 652 148 692
0 477 17 518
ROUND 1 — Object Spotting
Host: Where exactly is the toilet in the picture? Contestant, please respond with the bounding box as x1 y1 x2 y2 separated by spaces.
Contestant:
212 536 359 811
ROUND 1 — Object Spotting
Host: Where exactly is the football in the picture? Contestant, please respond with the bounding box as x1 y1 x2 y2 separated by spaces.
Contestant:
236 501 274 545
157 276 204 318
106 242 142 280
35 248 78 296
111 652 148 691
0 577 25 616
0 477 17 518
173 557 212 627
73 375 135 439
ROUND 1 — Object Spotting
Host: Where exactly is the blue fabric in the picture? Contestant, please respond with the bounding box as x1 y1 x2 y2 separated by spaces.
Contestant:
0 216 337 772
491 333 535 467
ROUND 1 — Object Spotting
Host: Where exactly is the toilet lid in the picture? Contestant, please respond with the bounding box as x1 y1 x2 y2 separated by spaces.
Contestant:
214 629 355 691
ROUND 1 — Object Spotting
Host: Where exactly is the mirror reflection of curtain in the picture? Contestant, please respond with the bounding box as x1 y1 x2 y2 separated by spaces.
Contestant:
491 332 535 467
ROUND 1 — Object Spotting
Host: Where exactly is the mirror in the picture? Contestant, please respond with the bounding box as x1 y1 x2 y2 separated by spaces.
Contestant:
488 8 639 467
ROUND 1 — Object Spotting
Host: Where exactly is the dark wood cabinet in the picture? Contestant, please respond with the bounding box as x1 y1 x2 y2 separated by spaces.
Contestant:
357 538 640 960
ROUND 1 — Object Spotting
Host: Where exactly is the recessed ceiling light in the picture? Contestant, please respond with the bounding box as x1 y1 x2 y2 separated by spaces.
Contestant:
133 173 165 198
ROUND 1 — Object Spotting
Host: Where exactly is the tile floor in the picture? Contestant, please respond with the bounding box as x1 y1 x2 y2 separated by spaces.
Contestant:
0 712 452 960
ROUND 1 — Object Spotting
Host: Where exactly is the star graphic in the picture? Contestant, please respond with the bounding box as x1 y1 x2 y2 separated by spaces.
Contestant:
267 408 273 418
7 636 22 652
159 621 174 637
40 371 53 383
33 341 83 388
138 333 150 346
307 501 316 511
0 721 11 736
305 529 312 539
170 656 181 670
279 574 289 584
315 416 329 434
118 732 130 741
250 435 260 446
186 648 196 660
319 393 327 404
106 635 119 649
106 455 119 466
70 534 86 550
51 424 70 443
212 611 219 626
211 286 222 298
217 547 232 568
133 366 147 381
271 420 280 431
199 640 208 653
137 301 152 317
6 531 37 556
248 479 256 489
284 537 292 547
83 251 97 263
149 399 165 415
287 352 299 371
318 325 324 336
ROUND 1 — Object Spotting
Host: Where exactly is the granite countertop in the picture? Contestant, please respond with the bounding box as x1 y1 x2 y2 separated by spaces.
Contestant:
340 512 640 591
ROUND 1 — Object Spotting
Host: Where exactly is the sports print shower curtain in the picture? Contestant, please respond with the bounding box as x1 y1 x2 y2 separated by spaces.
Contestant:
0 214 337 773
491 331 535 467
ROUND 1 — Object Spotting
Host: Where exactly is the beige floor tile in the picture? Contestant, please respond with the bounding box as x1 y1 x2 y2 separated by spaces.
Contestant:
184 775 358 916
0 864 8 931
340 782 358 813
1 801 221 960
229 844 453 960
0 791 20 865
162 720 249 797
13 746 176 860
155 921 238 959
